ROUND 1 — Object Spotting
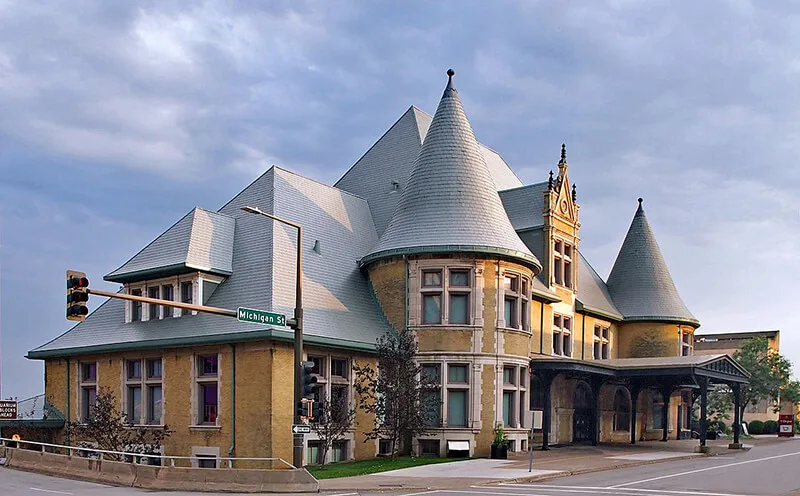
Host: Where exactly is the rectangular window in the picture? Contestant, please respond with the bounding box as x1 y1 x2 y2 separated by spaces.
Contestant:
128 359 142 380
81 387 97 422
553 314 572 357
331 358 348 378
181 281 193 316
147 385 163 424
448 365 468 384
503 391 514 426
195 454 217 469
504 297 517 328
82 363 97 382
503 273 529 330
553 240 574 289
449 270 469 287
423 294 442 324
161 285 174 319
196 355 218 425
147 358 162 379
128 385 142 424
681 330 693 356
148 287 160 320
449 293 469 324
422 364 441 427
131 289 143 321
447 390 467 427
423 270 442 287
594 325 610 360
308 356 325 376
503 367 515 385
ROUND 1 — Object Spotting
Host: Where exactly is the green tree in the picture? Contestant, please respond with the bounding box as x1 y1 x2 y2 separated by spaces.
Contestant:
352 331 438 459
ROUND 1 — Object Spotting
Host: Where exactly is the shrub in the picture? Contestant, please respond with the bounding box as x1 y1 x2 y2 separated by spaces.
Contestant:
748 420 764 435
763 420 779 434
713 420 727 433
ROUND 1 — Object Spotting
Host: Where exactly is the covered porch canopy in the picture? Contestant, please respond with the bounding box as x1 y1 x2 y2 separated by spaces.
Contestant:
530 354 750 450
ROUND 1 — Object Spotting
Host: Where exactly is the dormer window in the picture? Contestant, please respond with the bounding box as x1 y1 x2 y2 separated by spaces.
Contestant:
553 240 573 289
131 289 143 321
181 281 193 316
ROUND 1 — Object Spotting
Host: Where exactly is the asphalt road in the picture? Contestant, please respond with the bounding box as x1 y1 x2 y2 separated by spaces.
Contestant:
2 439 799 496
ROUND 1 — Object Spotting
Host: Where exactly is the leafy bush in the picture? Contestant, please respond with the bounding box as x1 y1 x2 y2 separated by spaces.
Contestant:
748 420 764 435
763 420 779 434
712 420 727 433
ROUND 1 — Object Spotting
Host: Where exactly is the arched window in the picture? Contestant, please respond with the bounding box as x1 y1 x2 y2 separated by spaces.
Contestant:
613 388 630 431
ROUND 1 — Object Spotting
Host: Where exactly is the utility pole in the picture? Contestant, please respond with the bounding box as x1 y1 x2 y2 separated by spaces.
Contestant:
241 206 304 469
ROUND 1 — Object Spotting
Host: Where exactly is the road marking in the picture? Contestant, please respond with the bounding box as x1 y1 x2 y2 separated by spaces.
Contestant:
499 483 756 496
29 489 74 495
328 493 359 496
610 450 800 488
397 491 442 496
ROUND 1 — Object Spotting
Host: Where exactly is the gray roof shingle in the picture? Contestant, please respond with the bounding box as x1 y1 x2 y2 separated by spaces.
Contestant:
30 167 392 358
105 207 235 283
499 182 548 230
606 200 699 326
575 252 623 320
360 72 540 271
335 107 522 237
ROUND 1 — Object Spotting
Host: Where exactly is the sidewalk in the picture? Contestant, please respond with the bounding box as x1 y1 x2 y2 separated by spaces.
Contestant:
319 436 786 493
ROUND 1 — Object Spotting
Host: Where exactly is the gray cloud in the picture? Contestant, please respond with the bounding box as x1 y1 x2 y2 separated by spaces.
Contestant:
2 0 800 398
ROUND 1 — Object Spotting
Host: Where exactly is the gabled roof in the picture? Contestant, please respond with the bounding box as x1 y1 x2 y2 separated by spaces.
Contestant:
360 71 540 272
576 252 623 321
105 207 235 283
606 199 698 326
499 182 548 231
30 167 393 358
335 107 523 237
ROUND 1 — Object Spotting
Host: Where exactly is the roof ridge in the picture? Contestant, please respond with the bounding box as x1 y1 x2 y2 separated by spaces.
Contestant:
334 106 421 188
499 181 549 194
273 166 371 203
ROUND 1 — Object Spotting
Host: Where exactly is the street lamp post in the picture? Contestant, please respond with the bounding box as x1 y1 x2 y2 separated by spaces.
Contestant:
241 206 304 469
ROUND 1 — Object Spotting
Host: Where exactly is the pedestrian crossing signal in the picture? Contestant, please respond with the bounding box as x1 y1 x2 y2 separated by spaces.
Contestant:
67 270 90 321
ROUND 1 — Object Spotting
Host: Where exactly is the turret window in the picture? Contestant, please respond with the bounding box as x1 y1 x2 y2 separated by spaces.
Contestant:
503 274 531 331
553 240 574 289
420 268 473 325
680 329 693 356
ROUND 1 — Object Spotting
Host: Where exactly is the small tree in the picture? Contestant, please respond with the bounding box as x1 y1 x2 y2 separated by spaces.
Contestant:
353 331 438 459
67 388 172 462
309 391 356 466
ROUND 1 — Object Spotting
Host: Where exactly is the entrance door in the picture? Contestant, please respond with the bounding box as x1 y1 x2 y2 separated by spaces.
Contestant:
573 383 593 444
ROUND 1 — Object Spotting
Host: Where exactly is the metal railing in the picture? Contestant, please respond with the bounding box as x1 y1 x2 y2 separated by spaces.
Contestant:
0 437 295 470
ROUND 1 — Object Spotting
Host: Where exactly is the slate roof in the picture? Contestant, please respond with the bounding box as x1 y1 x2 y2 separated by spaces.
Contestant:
499 182 548 231
105 207 235 283
575 252 623 321
335 107 523 237
360 72 540 272
606 200 699 326
29 167 392 358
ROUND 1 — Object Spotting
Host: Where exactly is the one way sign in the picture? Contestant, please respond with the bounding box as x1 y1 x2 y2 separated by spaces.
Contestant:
292 424 311 434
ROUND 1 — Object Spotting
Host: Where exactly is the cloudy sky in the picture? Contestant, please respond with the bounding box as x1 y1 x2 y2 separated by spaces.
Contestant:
1 0 799 399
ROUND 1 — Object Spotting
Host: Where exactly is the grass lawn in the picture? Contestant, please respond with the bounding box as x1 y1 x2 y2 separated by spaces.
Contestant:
306 456 469 479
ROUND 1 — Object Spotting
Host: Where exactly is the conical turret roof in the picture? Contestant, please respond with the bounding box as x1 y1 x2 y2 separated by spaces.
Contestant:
606 199 699 326
360 70 541 272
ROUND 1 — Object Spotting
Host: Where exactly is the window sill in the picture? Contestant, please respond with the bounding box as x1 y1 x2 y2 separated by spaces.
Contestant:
124 424 166 429
498 326 532 335
190 424 222 431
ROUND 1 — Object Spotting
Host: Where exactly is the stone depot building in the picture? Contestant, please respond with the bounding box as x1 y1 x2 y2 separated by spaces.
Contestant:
29 71 748 466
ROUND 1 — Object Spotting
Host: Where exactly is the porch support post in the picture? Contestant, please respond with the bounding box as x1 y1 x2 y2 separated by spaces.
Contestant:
661 387 671 442
698 377 709 451
541 373 554 451
730 383 742 448
630 384 640 444
591 378 604 446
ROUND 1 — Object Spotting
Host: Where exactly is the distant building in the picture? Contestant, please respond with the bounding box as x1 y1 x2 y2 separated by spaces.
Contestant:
695 330 782 423
28 70 748 465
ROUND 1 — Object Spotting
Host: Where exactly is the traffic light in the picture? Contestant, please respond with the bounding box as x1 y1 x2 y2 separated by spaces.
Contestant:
300 361 318 400
66 270 90 322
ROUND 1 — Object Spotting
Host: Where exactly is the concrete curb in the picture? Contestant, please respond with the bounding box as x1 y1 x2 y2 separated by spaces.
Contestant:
479 451 722 485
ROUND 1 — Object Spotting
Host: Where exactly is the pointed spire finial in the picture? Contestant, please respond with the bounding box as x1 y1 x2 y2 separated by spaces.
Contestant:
548 170 554 190
444 68 456 94
572 183 577 202
637 197 644 212
560 143 567 163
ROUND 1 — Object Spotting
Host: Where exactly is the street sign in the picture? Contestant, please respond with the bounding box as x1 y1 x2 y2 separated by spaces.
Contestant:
292 424 311 434
778 414 795 437
0 400 17 420
237 307 286 326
